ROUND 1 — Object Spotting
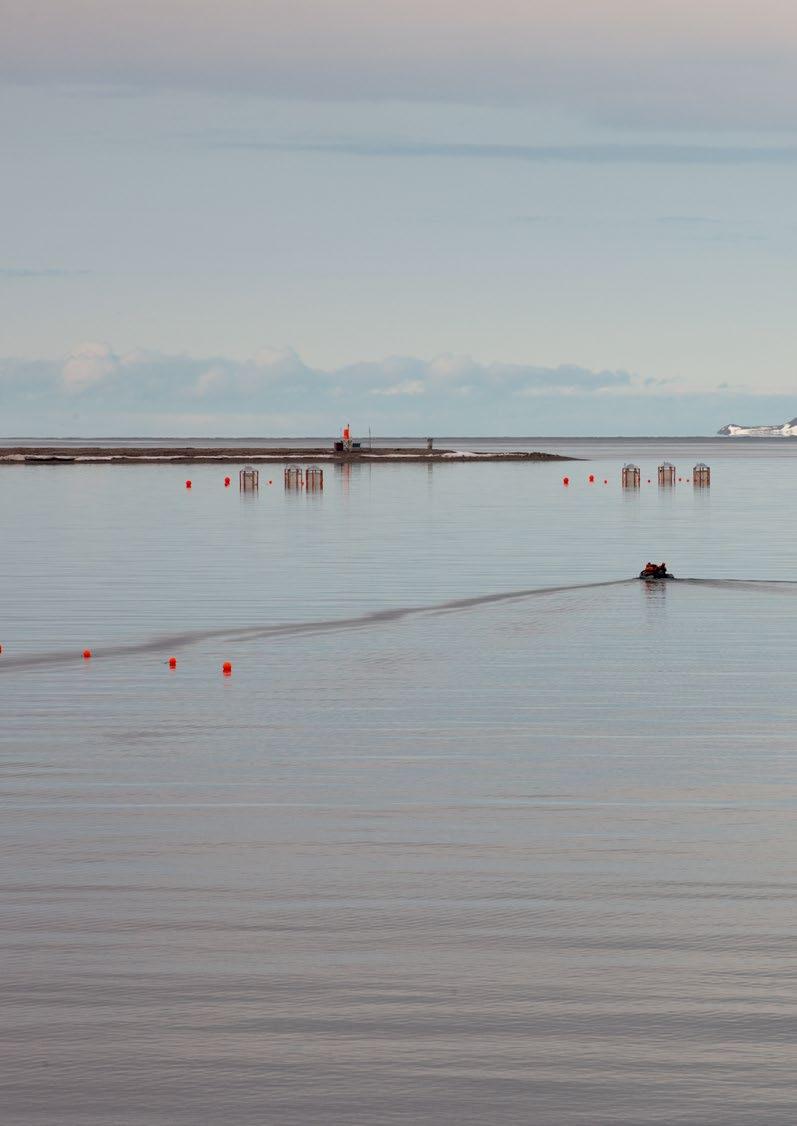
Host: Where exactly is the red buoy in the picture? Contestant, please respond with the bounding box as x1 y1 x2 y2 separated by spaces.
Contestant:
603 479 608 484
224 477 231 487
185 480 192 489
222 661 232 676
563 476 570 486
83 649 92 660
588 474 595 483
168 657 177 669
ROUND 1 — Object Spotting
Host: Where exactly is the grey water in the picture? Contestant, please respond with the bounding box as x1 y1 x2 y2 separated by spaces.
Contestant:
2 440 797 1124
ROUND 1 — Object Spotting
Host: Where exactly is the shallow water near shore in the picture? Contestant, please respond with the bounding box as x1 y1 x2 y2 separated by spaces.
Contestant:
2 439 797 1124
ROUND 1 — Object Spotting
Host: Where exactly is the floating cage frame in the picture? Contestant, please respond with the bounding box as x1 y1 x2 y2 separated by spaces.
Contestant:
621 463 641 488
693 462 711 487
239 465 259 490
657 462 676 486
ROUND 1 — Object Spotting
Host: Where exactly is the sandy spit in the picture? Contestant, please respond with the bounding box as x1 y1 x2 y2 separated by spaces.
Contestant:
0 446 575 465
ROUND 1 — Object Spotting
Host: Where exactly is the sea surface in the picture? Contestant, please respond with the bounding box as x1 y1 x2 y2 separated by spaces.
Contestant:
2 438 797 1124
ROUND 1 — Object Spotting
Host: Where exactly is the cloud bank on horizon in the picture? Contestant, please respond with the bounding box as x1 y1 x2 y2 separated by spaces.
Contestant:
1 343 792 437
2 341 635 427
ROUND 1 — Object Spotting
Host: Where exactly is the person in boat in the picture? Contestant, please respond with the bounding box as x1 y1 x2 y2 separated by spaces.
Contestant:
641 561 668 578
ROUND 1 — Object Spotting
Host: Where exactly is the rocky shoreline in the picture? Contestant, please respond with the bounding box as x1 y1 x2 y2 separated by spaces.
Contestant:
0 445 574 465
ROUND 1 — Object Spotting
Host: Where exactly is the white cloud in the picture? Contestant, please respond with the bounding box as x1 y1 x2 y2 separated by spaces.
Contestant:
194 368 228 398
61 341 118 392
22 343 641 417
427 354 478 382
370 379 427 397
10 340 787 435
5 339 797 435
251 346 302 371
49 344 636 404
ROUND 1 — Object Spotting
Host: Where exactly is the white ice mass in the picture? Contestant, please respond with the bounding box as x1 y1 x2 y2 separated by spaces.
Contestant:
717 418 797 437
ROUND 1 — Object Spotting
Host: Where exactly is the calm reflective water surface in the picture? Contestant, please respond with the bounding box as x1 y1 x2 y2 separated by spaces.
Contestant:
2 441 797 1124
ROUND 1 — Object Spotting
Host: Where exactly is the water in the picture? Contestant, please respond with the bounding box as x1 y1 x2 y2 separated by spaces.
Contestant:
2 440 796 1124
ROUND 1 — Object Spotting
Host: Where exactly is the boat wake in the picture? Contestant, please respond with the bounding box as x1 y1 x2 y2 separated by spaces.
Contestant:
0 579 631 672
678 577 797 592
3 576 796 672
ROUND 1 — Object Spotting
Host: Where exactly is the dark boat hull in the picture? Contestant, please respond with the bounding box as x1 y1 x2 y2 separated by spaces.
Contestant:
638 571 674 580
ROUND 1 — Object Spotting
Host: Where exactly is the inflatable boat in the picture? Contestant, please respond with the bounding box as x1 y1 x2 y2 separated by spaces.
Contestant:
638 564 674 580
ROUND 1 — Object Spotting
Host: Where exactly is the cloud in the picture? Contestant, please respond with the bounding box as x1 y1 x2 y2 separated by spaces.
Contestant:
3 1 797 127
193 368 228 398
1 341 795 436
251 346 304 372
0 267 88 279
371 379 427 397
62 341 119 392
656 217 722 226
214 140 797 166
3 343 635 414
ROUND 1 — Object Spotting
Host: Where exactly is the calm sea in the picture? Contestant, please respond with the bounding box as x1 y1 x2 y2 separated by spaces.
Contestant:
2 439 796 1124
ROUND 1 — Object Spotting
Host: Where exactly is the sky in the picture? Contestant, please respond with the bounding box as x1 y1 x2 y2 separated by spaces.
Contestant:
2 0 797 435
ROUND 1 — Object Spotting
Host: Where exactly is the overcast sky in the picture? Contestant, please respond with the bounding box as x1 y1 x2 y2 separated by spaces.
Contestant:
2 0 796 434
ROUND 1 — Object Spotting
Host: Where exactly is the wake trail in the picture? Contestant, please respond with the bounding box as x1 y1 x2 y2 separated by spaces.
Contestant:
678 578 797 592
0 578 632 672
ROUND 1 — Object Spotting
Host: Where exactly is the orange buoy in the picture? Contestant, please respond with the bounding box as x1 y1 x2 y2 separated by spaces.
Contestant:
185 480 192 489
83 649 92 660
222 661 232 676
168 657 177 669
224 477 231 487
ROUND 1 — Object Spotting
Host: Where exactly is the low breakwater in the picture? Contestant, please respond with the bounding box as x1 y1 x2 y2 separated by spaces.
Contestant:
0 446 573 465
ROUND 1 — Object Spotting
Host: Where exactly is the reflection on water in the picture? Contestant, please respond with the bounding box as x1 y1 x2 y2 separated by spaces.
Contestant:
336 459 353 496
640 577 668 618
2 442 797 1125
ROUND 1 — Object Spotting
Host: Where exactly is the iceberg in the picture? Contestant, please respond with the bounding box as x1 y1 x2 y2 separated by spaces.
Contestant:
717 418 797 437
